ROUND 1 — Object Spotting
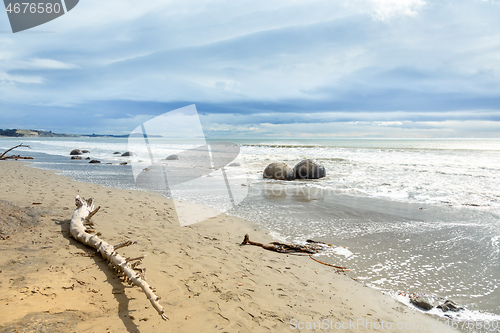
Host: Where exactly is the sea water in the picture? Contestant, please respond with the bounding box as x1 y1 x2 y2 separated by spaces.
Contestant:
1 137 499 331
234 138 500 331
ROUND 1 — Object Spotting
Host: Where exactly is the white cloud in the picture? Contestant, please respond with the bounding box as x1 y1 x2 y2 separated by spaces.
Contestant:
199 110 500 138
25 58 79 70
95 114 158 134
0 72 43 84
203 119 500 138
378 121 403 126
365 0 426 21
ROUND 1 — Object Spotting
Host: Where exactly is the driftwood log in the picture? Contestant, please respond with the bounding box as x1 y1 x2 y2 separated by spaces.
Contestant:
241 234 320 254
0 144 31 160
70 196 167 320
241 234 350 271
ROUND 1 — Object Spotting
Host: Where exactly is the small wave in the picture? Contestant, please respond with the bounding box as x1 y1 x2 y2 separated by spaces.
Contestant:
390 291 500 323
493 236 500 251
242 143 327 149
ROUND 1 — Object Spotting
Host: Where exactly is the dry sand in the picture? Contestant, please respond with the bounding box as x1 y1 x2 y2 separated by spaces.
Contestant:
0 161 459 332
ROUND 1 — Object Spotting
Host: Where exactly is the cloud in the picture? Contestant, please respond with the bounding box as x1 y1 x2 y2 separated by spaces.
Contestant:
0 0 499 137
378 121 403 126
202 119 500 138
366 0 426 21
23 58 79 70
0 72 43 84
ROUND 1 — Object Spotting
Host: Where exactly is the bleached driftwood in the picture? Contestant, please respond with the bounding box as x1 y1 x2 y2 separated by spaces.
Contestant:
70 195 167 320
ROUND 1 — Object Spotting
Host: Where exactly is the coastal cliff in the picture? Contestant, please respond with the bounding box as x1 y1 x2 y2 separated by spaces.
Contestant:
0 129 76 138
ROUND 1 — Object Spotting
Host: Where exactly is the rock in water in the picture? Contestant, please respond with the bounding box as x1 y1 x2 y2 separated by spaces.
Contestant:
89 160 101 164
437 300 464 312
70 149 82 155
410 296 435 311
121 152 135 157
166 154 180 160
293 159 326 179
81 150 90 154
263 162 294 180
71 156 82 160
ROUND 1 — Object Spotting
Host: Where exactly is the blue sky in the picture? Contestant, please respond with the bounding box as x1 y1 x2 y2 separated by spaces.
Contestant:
1 0 500 137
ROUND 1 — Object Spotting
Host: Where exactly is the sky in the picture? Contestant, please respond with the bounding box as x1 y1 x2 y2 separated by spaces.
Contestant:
1 0 500 138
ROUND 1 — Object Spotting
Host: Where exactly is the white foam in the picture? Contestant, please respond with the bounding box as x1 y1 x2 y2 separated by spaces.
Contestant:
330 246 354 258
240 142 500 214
391 291 500 323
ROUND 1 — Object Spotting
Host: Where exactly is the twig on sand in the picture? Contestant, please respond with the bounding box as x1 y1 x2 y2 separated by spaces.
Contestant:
308 255 351 271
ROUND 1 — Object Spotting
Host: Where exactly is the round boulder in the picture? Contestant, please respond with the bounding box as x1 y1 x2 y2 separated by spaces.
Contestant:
263 162 294 181
166 154 180 160
70 149 82 155
82 150 90 154
121 152 135 157
89 160 101 164
293 159 326 179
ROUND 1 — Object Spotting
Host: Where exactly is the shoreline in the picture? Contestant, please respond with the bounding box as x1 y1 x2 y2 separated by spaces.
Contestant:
0 160 460 332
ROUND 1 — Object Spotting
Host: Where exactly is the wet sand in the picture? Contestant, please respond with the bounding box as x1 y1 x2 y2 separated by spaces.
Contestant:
0 161 459 332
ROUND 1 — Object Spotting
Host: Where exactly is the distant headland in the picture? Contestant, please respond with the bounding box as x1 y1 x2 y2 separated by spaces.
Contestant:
0 129 77 138
0 129 143 138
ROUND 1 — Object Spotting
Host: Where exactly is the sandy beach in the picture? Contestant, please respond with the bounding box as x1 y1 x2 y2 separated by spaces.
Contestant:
0 160 459 333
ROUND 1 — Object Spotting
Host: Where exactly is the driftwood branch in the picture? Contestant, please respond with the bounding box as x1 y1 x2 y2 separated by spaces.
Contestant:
70 195 167 320
85 205 100 223
241 234 350 271
0 143 31 160
242 234 325 254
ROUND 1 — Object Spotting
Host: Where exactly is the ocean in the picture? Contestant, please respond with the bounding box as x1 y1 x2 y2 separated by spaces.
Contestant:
1 136 499 331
